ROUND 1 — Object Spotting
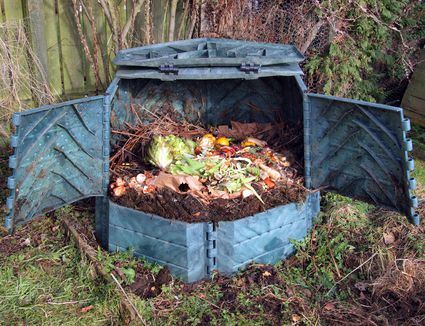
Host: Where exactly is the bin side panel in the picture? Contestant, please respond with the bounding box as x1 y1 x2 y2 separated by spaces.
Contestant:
217 192 320 274
108 201 207 282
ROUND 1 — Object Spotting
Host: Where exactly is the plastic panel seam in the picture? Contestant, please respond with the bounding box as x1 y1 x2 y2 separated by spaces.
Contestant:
5 113 22 232
303 93 312 188
206 222 217 276
400 115 420 224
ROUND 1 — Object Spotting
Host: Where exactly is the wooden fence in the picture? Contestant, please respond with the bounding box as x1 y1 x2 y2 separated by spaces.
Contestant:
0 0 185 99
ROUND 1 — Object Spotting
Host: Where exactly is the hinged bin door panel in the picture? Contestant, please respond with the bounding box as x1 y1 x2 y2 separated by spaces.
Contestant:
6 96 105 230
307 94 416 219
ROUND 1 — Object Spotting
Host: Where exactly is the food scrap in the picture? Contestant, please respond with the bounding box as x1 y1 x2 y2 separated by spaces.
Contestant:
110 125 299 204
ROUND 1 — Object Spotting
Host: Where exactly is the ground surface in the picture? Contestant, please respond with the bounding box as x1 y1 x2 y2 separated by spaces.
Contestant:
1 127 425 325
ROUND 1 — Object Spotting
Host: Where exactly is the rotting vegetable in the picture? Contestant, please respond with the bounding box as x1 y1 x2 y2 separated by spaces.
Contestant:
111 128 303 206
147 135 196 169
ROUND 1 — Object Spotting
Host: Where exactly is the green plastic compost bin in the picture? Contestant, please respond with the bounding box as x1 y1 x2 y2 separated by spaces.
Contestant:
5 38 419 282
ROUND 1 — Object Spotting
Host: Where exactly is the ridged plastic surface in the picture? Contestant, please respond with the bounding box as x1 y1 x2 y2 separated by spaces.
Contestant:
307 94 419 224
115 64 303 81
113 38 304 68
217 191 320 274
110 77 304 137
5 96 104 231
108 201 208 283
105 192 320 282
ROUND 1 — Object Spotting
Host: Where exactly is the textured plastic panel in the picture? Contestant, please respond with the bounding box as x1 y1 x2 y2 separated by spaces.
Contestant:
307 94 418 223
116 64 303 81
216 191 320 274
113 38 304 68
106 192 320 282
5 96 104 231
110 76 304 137
108 201 207 283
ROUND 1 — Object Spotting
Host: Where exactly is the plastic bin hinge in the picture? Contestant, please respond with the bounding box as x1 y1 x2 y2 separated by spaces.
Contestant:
240 63 260 73
159 64 179 74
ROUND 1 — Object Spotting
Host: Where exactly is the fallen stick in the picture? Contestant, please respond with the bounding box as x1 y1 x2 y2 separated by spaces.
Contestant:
61 217 141 323
111 272 148 325
326 253 378 296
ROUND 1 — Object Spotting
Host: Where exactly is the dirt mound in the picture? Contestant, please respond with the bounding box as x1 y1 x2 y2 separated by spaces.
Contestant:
112 180 308 223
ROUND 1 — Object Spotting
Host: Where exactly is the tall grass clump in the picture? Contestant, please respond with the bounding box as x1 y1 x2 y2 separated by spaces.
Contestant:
0 20 55 145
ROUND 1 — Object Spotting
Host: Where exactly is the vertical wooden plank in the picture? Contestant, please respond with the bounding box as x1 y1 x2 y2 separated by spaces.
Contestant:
119 0 127 48
80 3 90 93
152 0 168 43
43 0 63 96
58 0 85 96
28 0 49 85
135 0 147 45
104 15 114 77
81 1 96 92
0 0 6 22
93 0 110 84
3 0 24 21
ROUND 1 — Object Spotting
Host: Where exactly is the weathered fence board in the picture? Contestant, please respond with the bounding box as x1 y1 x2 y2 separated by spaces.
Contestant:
58 0 85 94
1 0 185 98
44 0 63 96
402 49 425 127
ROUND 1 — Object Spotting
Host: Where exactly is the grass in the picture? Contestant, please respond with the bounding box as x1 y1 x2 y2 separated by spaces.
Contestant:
0 217 121 324
0 126 424 324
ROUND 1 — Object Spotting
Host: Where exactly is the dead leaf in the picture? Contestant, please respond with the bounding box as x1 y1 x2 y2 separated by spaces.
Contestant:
113 186 126 197
235 279 244 287
21 238 31 247
262 271 272 277
301 288 312 298
207 186 242 199
217 121 274 140
80 305 94 313
292 314 301 322
383 232 395 245
354 282 369 292
115 177 126 187
323 302 335 311
153 172 205 193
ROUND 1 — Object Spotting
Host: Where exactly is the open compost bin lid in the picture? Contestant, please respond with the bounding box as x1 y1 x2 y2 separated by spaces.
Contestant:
113 38 304 68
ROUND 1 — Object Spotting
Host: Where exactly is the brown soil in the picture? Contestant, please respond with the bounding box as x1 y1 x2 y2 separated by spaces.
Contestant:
126 264 172 299
112 180 309 223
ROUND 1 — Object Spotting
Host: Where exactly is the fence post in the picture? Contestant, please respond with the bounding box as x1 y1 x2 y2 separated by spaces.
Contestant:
28 0 49 85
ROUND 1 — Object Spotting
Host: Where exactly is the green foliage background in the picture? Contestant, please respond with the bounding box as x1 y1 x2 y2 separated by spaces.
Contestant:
305 0 425 102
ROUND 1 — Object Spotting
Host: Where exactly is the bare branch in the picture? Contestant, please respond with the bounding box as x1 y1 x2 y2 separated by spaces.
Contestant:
71 0 103 90
121 0 146 48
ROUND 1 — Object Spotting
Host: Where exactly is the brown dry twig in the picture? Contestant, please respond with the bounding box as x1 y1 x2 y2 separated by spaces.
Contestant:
110 106 207 171
71 0 104 91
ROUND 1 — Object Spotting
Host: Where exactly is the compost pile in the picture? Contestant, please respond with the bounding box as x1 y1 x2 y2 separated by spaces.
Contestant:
110 115 309 222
